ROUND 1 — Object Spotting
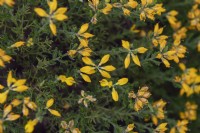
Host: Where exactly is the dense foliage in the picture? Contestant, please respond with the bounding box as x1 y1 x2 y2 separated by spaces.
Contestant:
0 0 200 133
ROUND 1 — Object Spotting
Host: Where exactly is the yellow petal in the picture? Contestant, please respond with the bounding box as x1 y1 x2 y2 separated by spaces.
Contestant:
3 104 12 118
27 102 37 111
136 47 148 53
25 119 38 133
78 23 89 34
0 84 4 90
13 79 26 87
12 85 28 92
131 54 141 66
5 113 20 121
80 73 91 82
34 8 48 17
48 0 57 14
99 70 111 78
79 38 88 47
98 54 110 66
99 79 109 87
101 65 116 71
48 109 61 117
0 90 9 104
23 105 29 116
65 77 76 86
53 14 68 21
7 71 13 87
122 40 130 50
116 78 128 85
54 7 67 15
80 33 94 38
80 66 96 74
46 98 54 109
161 58 170 68
112 88 118 101
49 22 57 36
1 55 12 62
82 57 95 66
11 99 22 107
0 59 5 67
125 54 131 68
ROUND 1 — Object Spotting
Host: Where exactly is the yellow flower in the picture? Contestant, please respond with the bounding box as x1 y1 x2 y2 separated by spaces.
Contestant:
152 99 167 125
78 90 96 107
0 71 28 104
80 55 116 80
58 75 76 86
188 4 200 31
100 78 128 101
180 102 198 121
61 120 81 133
10 38 34 48
25 118 39 133
0 0 15 7
170 36 187 63
170 120 188 133
67 45 93 58
154 123 168 133
101 3 113 15
139 0 165 21
0 48 12 67
22 97 37 116
34 0 68 36
112 0 138 16
156 44 176 68
152 23 168 48
125 123 137 133
77 23 94 47
88 0 99 12
129 86 151 111
45 98 61 117
122 40 148 68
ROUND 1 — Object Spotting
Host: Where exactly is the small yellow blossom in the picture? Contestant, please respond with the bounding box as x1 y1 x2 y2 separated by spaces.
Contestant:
80 54 116 80
76 23 94 47
67 45 93 58
154 123 168 133
0 71 28 104
180 102 198 121
45 98 61 117
0 48 12 67
188 4 200 31
139 0 165 21
122 40 148 68
156 45 176 68
34 0 68 35
170 120 188 133
61 120 81 133
101 3 113 15
78 90 96 107
152 23 168 48
22 97 37 116
100 78 128 101
112 0 138 16
125 123 137 133
151 99 167 125
128 86 151 111
10 38 34 48
58 75 76 86
170 36 187 63
25 118 39 133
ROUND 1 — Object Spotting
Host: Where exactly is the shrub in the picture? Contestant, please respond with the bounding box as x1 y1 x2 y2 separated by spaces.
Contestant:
0 0 200 133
